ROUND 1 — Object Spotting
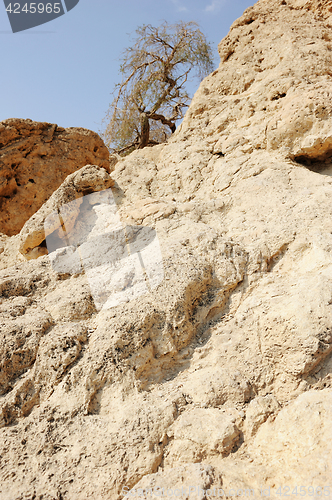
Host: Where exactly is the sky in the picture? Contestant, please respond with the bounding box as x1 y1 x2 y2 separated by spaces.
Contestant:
0 0 255 135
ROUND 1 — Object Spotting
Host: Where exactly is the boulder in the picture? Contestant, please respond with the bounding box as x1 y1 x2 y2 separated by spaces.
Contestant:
0 118 111 236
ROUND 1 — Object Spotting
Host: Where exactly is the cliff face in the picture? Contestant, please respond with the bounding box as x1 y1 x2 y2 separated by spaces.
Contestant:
1 1 332 499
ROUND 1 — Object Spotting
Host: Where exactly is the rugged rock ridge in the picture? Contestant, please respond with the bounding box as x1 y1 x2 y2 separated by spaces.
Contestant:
0 0 332 499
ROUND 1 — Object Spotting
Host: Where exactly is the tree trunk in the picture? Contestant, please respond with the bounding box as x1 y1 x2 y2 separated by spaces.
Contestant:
139 113 150 149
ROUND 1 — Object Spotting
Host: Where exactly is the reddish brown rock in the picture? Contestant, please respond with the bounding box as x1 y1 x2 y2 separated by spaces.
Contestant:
0 118 111 236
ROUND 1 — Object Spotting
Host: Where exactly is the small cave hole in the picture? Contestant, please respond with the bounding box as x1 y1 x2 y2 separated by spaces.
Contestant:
28 178 35 184
293 154 332 174
82 187 94 196
271 93 287 101
224 50 234 62
294 156 313 167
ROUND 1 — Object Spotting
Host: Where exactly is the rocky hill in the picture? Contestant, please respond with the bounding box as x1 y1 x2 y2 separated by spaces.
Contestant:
0 0 332 498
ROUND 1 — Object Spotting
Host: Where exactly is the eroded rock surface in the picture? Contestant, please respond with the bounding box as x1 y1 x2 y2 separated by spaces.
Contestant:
0 119 111 236
0 0 332 499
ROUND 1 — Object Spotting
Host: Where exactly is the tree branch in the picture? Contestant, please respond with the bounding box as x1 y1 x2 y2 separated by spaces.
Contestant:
149 112 176 133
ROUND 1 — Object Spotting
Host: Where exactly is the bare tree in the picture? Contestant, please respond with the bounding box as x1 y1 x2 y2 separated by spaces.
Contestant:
102 21 214 155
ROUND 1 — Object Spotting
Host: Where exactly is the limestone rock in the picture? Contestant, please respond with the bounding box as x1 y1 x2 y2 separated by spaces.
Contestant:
165 0 332 185
164 408 242 466
249 389 332 486
124 463 223 500
0 119 111 236
18 164 114 259
0 0 332 498
244 394 280 437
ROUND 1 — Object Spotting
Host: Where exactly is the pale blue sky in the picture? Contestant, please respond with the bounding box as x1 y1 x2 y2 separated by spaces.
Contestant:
0 0 254 134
